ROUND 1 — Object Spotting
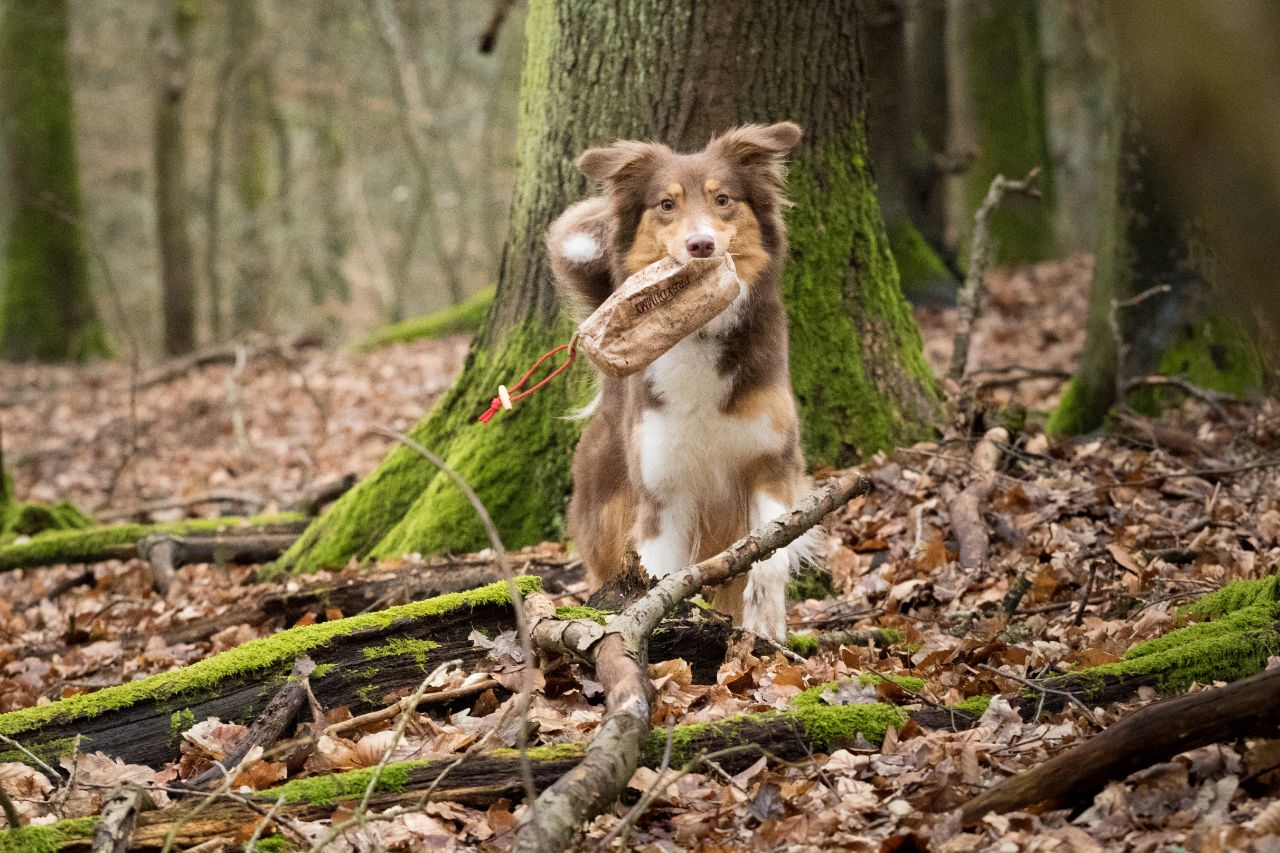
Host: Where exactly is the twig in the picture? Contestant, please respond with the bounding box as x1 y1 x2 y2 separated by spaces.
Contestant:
375 427 539 809
977 664 1099 727
243 794 286 853
1074 560 1099 626
597 720 676 852
324 677 499 738
949 169 1041 382
92 786 154 853
306 660 460 853
0 733 61 784
0 787 20 830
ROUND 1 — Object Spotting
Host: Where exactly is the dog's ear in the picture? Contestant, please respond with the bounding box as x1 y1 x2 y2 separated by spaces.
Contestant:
709 122 803 166
576 141 661 184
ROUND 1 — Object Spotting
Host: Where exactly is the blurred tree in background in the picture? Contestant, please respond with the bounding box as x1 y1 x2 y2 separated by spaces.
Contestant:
0 0 110 362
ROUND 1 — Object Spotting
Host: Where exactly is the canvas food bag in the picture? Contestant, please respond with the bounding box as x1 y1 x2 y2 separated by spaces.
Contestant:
575 254 741 378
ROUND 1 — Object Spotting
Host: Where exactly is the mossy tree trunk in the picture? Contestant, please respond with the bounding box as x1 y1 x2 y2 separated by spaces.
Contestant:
0 0 110 362
1046 86 1265 437
152 0 198 356
864 0 957 303
949 0 1056 265
272 0 940 575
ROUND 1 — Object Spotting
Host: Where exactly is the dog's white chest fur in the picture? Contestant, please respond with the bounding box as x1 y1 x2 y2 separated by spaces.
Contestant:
635 333 783 501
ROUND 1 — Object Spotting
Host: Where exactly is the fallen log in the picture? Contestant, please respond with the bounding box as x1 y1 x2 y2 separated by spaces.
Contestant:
0 516 307 573
0 579 542 768
0 699 911 851
958 666 1280 823
0 580 756 769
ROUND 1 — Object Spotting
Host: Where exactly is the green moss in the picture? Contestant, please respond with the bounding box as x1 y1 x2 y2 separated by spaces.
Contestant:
952 694 992 717
786 633 820 657
0 817 97 853
497 742 587 762
271 319 593 575
887 219 956 304
1084 603 1279 695
793 673 926 708
0 577 539 738
786 563 834 602
169 708 196 746
783 125 941 466
0 513 303 571
262 762 416 806
249 837 291 852
1 500 93 543
1151 315 1264 399
361 637 440 667
1180 573 1279 621
310 664 337 679
554 605 611 624
1044 375 1095 438
357 287 496 352
0 736 81 766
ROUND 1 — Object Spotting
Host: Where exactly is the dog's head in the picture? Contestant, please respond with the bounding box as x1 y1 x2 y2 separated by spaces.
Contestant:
577 122 802 280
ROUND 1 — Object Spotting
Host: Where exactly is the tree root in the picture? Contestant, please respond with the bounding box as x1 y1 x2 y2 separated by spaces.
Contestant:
948 426 1009 569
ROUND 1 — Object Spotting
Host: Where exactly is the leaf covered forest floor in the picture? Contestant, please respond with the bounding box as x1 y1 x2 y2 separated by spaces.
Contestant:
3 256 1280 850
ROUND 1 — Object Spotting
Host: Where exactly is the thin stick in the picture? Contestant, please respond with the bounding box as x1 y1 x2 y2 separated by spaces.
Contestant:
949 169 1041 381
374 427 539 809
243 794 286 853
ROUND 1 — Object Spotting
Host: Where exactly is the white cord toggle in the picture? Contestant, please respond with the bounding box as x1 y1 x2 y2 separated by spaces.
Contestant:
498 384 513 410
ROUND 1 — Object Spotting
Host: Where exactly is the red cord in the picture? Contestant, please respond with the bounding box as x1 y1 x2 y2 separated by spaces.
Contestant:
477 343 577 424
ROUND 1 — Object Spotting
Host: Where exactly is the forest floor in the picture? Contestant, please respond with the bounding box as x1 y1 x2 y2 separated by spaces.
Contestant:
3 256 1280 851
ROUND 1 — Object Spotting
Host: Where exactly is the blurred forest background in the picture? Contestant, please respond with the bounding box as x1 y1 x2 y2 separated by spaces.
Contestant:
1 0 524 359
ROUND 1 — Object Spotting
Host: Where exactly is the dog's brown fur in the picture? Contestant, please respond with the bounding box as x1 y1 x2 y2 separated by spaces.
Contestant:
547 123 816 640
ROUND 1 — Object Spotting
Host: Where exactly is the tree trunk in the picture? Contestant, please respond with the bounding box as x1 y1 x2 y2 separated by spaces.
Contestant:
906 0 951 250
0 0 110 362
152 0 198 356
864 0 957 303
272 0 940 575
1038 0 1113 256
1046 85 1265 436
226 0 273 336
1105 2 1280 379
948 0 1055 265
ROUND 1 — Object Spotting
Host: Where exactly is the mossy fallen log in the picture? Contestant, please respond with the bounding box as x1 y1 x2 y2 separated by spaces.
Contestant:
0 699 913 851
0 581 754 769
356 286 495 352
0 579 541 768
0 515 306 572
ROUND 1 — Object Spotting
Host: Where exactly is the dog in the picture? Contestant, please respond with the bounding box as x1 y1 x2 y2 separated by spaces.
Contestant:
546 122 819 641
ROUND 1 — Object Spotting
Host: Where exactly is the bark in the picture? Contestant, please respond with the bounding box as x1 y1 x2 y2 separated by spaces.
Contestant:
1038 0 1112 255
948 0 1055 264
151 0 198 357
0 0 110 362
1105 2 1280 378
1046 82 1265 437
274 0 941 575
864 0 956 303
906 0 951 250
226 0 274 336
959 667 1280 823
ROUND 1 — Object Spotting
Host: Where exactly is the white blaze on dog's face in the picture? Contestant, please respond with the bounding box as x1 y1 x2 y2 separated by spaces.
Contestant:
576 123 802 285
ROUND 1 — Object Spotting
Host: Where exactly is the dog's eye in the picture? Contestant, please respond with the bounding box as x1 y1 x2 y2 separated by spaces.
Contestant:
659 199 675 212
715 194 731 207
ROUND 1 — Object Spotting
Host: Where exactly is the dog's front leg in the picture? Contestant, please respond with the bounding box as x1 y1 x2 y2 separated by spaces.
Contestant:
633 498 694 579
741 489 818 642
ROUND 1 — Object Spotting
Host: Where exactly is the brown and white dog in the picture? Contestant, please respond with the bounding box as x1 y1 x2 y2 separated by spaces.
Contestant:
546 122 818 641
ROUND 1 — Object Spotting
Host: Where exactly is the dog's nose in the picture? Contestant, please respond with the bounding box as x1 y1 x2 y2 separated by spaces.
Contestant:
685 234 715 259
